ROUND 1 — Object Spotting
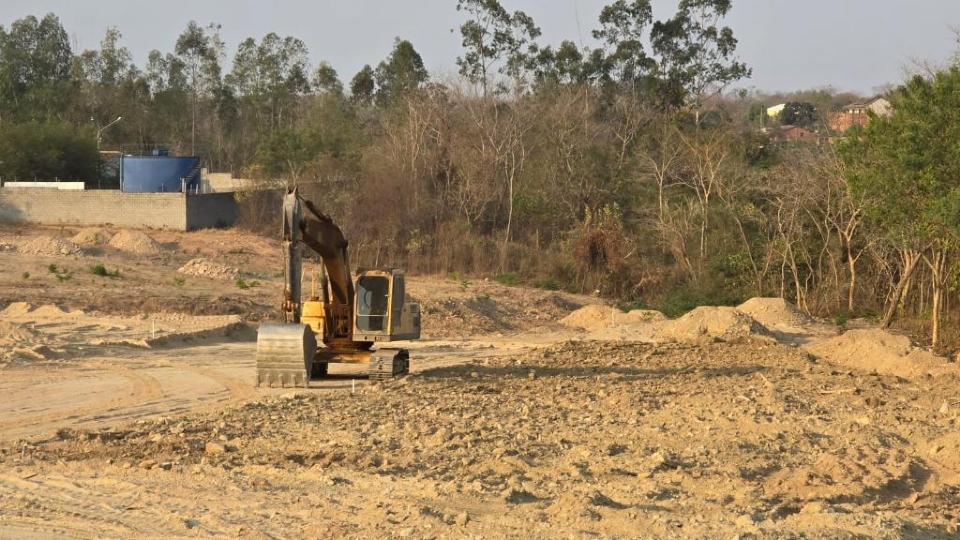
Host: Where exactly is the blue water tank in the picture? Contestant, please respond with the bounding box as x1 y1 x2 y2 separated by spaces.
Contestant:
120 155 201 192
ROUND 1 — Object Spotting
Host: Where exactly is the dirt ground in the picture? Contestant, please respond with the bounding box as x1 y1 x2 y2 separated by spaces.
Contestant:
1 224 959 539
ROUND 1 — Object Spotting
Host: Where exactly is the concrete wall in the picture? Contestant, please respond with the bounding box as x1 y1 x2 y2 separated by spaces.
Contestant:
186 192 238 229
1 181 85 190
0 188 237 230
201 172 259 193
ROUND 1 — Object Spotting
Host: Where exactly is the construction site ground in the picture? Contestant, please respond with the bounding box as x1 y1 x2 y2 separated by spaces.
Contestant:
1 224 959 539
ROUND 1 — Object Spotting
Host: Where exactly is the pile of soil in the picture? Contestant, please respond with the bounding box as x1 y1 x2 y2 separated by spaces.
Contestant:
16 236 81 256
177 258 240 279
806 328 960 379
108 230 163 254
561 304 666 333
70 228 113 245
560 304 618 331
0 319 40 343
1 301 33 317
737 297 814 329
655 306 771 342
413 279 593 338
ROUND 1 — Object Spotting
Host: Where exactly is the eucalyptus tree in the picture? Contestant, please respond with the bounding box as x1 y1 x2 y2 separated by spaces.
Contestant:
374 38 428 107
175 21 225 154
0 13 74 121
227 32 310 134
650 0 751 115
454 0 541 96
349 65 375 105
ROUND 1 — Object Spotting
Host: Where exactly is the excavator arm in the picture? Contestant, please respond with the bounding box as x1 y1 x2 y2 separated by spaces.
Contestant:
280 187 354 327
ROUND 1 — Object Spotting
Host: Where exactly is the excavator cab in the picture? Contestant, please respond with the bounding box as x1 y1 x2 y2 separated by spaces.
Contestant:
354 269 420 341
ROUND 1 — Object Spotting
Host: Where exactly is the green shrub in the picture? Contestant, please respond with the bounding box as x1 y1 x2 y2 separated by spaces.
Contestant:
48 264 58 273
90 263 119 278
534 277 560 291
235 276 250 289
493 272 519 286
173 276 186 287
21 271 29 279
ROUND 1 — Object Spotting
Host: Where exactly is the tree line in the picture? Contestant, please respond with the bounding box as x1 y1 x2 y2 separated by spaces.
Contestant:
1 1 958 349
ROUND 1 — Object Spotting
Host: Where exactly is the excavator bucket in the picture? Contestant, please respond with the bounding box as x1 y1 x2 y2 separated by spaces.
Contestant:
256 322 316 388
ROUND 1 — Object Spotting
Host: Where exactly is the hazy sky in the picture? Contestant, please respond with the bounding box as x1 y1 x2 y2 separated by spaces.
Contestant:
2 0 960 95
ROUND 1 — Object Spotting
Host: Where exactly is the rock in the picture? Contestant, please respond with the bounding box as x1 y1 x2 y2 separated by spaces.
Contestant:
139 459 157 470
800 501 825 514
455 512 469 526
205 442 226 456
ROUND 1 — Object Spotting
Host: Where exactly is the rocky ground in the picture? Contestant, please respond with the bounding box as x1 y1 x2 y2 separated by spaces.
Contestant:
1 224 959 539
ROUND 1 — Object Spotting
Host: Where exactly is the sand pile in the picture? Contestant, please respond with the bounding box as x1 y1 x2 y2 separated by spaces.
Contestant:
561 304 619 331
1 302 34 317
0 320 41 343
737 297 813 329
806 328 959 379
109 230 163 254
655 306 771 342
177 258 239 279
71 228 113 245
17 236 81 256
561 304 666 333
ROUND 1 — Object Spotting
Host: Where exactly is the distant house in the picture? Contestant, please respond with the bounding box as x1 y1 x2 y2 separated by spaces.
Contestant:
774 125 818 143
766 103 786 118
829 97 892 133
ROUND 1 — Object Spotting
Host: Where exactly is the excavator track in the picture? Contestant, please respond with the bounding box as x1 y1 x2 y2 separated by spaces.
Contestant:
256 323 316 388
369 349 409 381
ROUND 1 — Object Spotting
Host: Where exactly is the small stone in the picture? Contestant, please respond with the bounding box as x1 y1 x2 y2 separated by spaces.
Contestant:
139 459 157 470
455 512 469 526
800 501 825 514
205 442 226 456
159 462 173 471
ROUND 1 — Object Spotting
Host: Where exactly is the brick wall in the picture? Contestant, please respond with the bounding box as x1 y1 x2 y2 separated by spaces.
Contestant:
0 188 237 230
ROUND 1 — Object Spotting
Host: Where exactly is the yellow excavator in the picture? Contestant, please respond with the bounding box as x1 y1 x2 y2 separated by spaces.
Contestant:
256 187 420 387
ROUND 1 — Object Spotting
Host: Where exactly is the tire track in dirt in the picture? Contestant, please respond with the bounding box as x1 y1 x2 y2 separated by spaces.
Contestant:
0 361 163 441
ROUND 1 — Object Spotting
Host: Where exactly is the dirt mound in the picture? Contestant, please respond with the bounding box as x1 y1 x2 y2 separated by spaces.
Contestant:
17 236 81 256
561 304 618 331
109 230 163 254
413 279 595 338
806 328 959 379
1 301 34 317
561 305 665 333
737 297 813 329
655 306 771 342
177 258 240 279
0 320 41 343
71 228 113 245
